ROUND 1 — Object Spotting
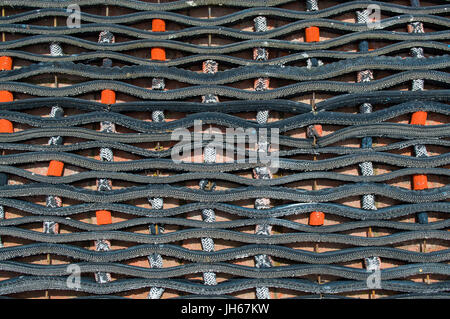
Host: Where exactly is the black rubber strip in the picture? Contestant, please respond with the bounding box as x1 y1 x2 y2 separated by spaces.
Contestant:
0 261 447 281
0 276 449 295
0 0 447 12
0 226 447 247
0 151 447 172
0 138 449 159
0 70 447 99
1 32 449 53
1 215 449 232
0 183 448 203
2 4 449 25
1 56 448 84
0 243 447 264
3 41 449 66
0 197 448 220
0 166 447 186
1 15 449 40
1 92 447 114
1 104 449 133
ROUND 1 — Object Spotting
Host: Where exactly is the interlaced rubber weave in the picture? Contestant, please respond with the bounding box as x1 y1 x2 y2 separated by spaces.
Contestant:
0 0 448 299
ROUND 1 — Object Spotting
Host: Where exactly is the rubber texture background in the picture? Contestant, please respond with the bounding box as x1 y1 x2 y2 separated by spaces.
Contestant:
0 0 448 299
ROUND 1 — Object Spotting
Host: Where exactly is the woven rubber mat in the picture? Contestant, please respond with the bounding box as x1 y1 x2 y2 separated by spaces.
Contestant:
0 0 448 299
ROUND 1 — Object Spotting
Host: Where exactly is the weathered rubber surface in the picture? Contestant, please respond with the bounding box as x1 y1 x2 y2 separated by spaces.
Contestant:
0 70 448 99
1 15 450 39
0 0 447 12
2 4 449 24
0 276 448 296
2 33 450 54
4 41 450 66
1 215 449 232
1 91 447 112
1 198 449 220
1 57 448 83
0 243 448 264
0 183 449 203
0 0 448 299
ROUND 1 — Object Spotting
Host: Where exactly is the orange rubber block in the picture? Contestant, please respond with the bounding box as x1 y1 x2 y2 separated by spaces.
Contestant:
413 174 428 191
96 210 112 225
151 47 166 61
152 19 166 32
47 160 65 177
0 91 13 102
411 111 427 125
305 27 320 42
309 211 325 226
0 56 13 71
0 119 13 133
101 89 116 104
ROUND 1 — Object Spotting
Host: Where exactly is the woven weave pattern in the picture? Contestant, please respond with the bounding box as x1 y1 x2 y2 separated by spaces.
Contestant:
0 0 448 299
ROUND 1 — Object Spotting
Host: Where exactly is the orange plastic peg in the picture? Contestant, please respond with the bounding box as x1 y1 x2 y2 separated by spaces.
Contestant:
101 89 116 104
151 47 166 61
152 19 166 32
305 27 320 42
0 119 13 133
0 56 13 71
309 211 325 226
0 91 13 102
413 175 428 191
410 111 427 125
47 160 65 177
96 210 112 225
